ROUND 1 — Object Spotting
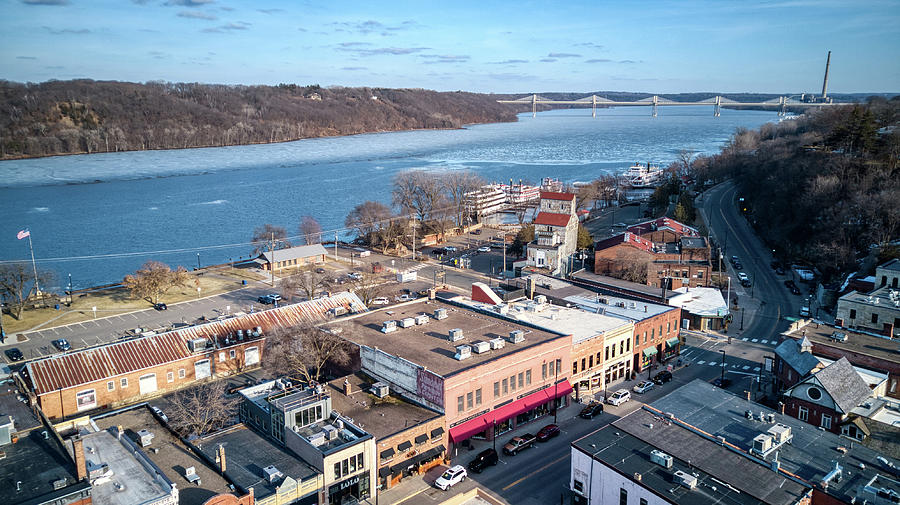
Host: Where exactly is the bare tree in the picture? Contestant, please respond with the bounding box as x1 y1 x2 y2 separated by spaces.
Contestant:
392 171 443 223
166 381 240 437
347 271 387 306
373 220 406 254
0 263 54 319
122 261 191 305
283 266 331 301
345 201 392 244
677 148 696 176
442 171 484 227
299 215 322 245
612 249 649 284
251 224 291 256
264 323 352 384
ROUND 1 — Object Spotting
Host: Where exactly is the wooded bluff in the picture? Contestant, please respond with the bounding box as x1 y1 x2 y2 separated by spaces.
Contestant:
0 80 518 159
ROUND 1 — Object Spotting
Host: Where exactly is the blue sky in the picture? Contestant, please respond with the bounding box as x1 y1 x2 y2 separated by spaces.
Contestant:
1 0 898 94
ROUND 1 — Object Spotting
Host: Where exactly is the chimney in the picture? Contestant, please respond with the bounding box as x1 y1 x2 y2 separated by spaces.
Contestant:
72 436 87 481
216 444 227 473
343 379 352 396
116 425 124 440
779 402 785 415
746 391 751 401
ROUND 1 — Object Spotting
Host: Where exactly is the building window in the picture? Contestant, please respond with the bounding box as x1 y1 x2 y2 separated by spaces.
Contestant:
871 313 879 324
167 372 174 383
667 322 671 334
821 414 832 430
502 378 508 395
458 396 465 412
509 375 516 392
807 387 822 401
651 328 655 339
475 388 482 406
229 349 236 359
605 346 610 360
581 358 586 371
178 368 186 379
573 480 584 494
219 351 226 362
640 499 648 505
573 361 578 374
121 378 128 388
634 334 640 347
76 389 97 411
588 355 593 368
549 360 556 376
643 332 648 343
467 392 473 409
619 488 628 505
494 381 500 398
542 363 547 379
620 341 624 354
107 381 115 391
798 405 808 421
525 369 532 385
518 372 524 389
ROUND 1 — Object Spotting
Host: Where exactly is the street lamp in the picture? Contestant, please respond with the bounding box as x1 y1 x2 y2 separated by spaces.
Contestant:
740 307 744 330
67 273 72 306
719 350 726 384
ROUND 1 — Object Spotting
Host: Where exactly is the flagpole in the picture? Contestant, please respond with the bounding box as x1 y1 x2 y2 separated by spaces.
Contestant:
27 232 40 295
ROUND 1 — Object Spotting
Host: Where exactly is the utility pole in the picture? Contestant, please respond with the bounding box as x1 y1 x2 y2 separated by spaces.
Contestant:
502 232 507 280
411 221 416 261
720 350 726 384
269 232 275 287
334 231 338 261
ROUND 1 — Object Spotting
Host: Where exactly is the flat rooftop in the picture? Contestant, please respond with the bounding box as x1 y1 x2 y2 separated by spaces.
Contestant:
325 374 442 440
459 297 631 345
667 287 727 317
0 427 89 504
571 271 666 300
784 321 900 365
94 407 233 505
340 298 567 377
564 293 675 322
573 419 807 505
680 236 708 249
197 425 319 500
0 380 41 432
650 380 900 503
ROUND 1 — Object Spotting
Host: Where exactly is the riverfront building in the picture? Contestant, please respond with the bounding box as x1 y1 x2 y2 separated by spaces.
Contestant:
526 191 579 275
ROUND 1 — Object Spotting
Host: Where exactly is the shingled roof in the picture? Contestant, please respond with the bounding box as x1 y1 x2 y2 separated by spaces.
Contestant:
774 338 822 378
809 357 873 414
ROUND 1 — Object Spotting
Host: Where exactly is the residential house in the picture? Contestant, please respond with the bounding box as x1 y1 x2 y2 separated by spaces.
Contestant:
781 357 873 434
255 244 328 272
526 191 579 275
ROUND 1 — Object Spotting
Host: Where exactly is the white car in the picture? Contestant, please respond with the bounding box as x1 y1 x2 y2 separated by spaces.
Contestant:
737 272 749 282
435 465 467 490
607 389 631 406
150 406 168 423
347 272 362 280
396 294 417 302
799 306 810 317
632 381 654 394
444 246 458 252
477 246 491 253
370 297 390 305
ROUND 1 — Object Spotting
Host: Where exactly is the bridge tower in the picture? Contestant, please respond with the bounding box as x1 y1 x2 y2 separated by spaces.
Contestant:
592 95 597 118
779 96 787 117
714 96 721 117
532 94 537 118
651 95 658 118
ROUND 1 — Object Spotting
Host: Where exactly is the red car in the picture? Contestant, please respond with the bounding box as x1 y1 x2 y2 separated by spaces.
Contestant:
536 423 560 442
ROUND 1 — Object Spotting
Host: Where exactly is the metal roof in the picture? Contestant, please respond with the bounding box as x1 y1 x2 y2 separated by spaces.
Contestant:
259 244 328 263
539 191 575 201
27 292 367 395
533 212 573 227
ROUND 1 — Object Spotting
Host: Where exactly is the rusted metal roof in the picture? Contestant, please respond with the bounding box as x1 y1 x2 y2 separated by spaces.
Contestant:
27 292 367 396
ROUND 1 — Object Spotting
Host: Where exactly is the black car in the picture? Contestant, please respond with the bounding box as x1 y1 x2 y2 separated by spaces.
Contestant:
733 262 743 270
535 423 560 442
784 280 801 295
4 348 24 362
652 370 673 385
53 339 71 351
775 266 785 275
154 302 168 311
579 402 604 419
770 260 781 269
467 448 499 473
712 377 732 388
315 267 326 274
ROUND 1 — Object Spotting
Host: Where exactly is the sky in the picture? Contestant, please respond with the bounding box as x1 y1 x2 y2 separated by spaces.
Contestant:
1 0 898 94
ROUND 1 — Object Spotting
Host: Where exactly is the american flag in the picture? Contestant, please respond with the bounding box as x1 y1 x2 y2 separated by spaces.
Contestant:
17 229 30 240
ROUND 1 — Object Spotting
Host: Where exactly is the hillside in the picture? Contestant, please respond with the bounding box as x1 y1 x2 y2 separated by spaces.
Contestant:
0 80 518 159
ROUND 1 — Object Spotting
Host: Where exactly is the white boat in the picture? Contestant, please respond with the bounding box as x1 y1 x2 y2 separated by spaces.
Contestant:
622 162 665 189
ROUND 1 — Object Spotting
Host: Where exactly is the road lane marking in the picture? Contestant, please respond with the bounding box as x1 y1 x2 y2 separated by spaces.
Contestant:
742 338 748 341
751 339 758 342
742 366 750 370
696 360 706 365
502 453 569 491
709 362 718 366
753 367 761 371
760 339 768 344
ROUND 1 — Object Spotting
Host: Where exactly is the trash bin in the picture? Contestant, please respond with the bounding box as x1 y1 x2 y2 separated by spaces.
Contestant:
242 280 247 286
55 304 60 310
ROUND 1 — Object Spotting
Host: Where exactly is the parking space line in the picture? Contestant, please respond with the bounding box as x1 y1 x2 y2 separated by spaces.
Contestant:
751 339 758 342
742 338 748 341
742 365 750 370
709 362 718 366
696 360 706 365
760 339 769 344
753 367 761 371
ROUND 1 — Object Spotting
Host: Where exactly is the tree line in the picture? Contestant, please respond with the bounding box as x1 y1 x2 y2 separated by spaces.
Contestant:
0 79 517 159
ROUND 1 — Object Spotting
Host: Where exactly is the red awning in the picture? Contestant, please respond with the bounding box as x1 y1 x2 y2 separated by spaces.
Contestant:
448 381 573 442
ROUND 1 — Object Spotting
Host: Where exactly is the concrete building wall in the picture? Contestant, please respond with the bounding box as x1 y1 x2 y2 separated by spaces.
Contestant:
835 295 900 337
571 448 670 505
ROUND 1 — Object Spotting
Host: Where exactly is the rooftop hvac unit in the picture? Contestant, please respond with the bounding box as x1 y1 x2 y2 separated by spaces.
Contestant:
490 338 505 350
650 449 673 469
434 308 449 320
471 341 491 354
753 434 774 454
236 329 244 340
371 382 389 398
308 432 326 447
414 314 429 325
187 338 207 352
454 345 472 361
673 470 697 489
508 330 525 344
381 321 397 333
330 306 348 317
449 328 464 342
765 413 776 424
767 424 792 445
534 295 547 304
399 317 416 328
136 429 154 447
495 304 509 315
322 425 339 441
262 465 283 484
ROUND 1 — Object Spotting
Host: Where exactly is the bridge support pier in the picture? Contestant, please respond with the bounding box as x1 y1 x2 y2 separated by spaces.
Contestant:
651 95 658 118
592 95 596 118
779 96 787 117
532 94 537 118
714 96 721 117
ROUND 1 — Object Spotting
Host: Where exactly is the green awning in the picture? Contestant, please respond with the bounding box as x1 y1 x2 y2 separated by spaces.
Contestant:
642 347 658 357
666 337 680 348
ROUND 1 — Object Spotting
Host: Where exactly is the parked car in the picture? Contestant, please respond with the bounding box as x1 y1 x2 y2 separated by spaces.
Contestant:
396 294 416 302
150 406 168 423
434 465 467 490
431 247 446 255
632 380 655 394
579 402 604 419
4 348 24 362
444 246 458 252
467 448 499 473
503 434 536 455
315 267 326 274
535 424 560 442
153 302 168 311
347 272 362 280
733 262 743 270
730 255 739 265
370 297 390 305
712 377 732 388
53 339 71 351
257 294 282 304
477 246 491 253
652 370 673 385
607 389 631 406
784 280 801 295
737 272 749 282
739 273 752 288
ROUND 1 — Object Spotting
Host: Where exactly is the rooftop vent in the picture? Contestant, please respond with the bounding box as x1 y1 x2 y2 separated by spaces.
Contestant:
414 314 429 325
330 306 348 317
262 465 283 484
650 449 673 469
187 338 207 353
371 382 389 398
454 345 471 361
322 425 339 441
52 478 68 490
471 341 491 354
136 429 154 447
434 308 448 320
534 295 547 304
399 317 416 328
449 328 464 342
489 338 505 350
308 432 326 447
495 304 509 315
508 330 525 344
381 321 397 334
766 413 776 424
673 470 697 489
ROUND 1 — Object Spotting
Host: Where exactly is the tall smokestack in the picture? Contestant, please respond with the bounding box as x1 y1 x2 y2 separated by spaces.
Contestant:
821 51 831 99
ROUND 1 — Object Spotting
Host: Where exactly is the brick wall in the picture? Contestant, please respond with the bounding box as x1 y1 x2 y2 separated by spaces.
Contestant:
784 397 841 434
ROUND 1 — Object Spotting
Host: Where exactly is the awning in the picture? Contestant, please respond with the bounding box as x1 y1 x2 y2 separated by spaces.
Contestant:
430 427 444 438
666 337 679 349
448 381 573 442
380 448 395 460
414 445 446 465
378 467 392 478
643 347 658 357
397 441 412 452
414 434 428 444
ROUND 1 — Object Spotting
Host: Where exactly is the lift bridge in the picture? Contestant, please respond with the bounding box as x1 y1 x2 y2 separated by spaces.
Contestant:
497 93 841 118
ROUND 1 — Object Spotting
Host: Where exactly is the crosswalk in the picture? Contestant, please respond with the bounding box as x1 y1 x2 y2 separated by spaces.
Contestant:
695 360 761 372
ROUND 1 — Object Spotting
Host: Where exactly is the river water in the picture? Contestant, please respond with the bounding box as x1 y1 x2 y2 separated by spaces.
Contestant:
0 106 776 289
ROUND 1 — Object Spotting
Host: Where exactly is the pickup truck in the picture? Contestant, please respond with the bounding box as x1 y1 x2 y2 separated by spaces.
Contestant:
502 433 536 456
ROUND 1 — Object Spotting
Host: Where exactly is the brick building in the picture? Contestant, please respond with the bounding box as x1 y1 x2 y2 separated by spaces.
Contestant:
835 259 900 337
781 357 873 435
